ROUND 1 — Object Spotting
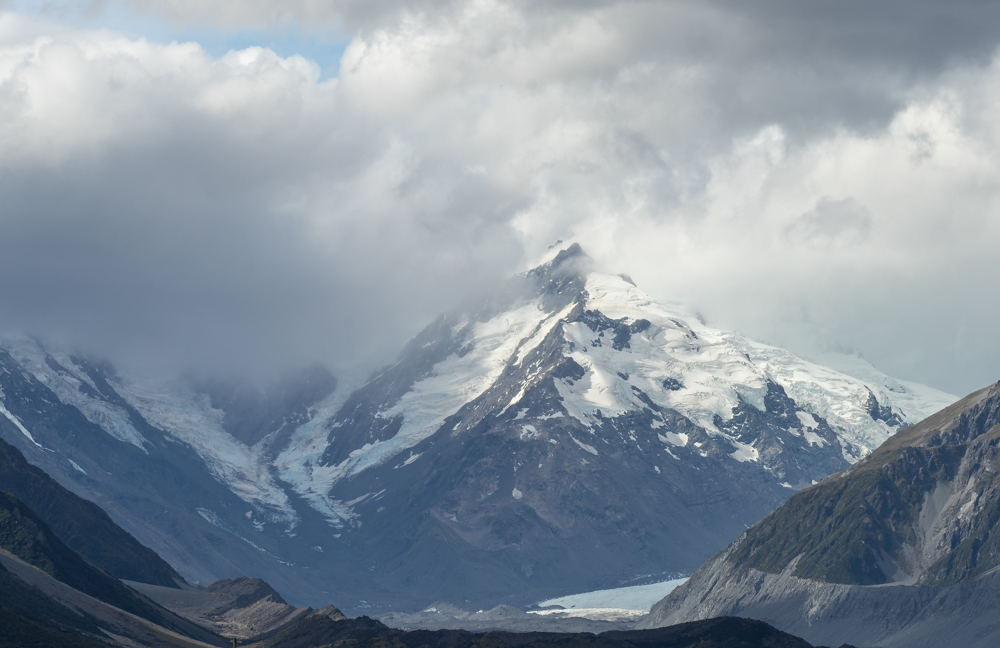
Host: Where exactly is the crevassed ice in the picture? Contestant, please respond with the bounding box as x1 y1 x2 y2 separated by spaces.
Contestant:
274 379 366 527
117 378 299 526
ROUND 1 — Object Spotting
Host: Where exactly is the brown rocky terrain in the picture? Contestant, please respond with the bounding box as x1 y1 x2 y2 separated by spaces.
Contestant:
129 576 344 642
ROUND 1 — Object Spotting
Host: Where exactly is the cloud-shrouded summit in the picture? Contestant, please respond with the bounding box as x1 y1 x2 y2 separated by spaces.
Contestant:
0 1 999 392
0 242 956 610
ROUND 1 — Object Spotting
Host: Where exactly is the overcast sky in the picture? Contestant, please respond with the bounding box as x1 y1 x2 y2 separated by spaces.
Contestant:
1 0 999 395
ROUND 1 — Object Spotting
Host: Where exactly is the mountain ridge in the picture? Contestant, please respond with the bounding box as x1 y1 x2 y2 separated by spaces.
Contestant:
0 434 182 587
0 488 179 628
640 380 1000 648
0 243 957 611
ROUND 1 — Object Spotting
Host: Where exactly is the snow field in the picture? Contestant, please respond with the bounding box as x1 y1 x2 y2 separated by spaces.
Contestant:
6 339 149 452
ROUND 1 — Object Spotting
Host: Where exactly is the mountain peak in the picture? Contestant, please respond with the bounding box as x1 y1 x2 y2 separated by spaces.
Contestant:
549 241 586 266
0 242 958 614
525 240 592 274
524 241 591 283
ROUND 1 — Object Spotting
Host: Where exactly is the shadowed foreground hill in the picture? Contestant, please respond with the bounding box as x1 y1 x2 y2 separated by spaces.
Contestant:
642 381 1000 648
0 434 182 587
0 562 107 648
0 489 171 626
257 613 846 648
0 485 222 647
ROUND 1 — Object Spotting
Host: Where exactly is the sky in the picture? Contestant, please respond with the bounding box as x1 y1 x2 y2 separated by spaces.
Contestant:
0 0 999 395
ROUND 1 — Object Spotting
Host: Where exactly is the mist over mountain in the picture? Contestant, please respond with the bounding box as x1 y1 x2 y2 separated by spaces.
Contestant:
0 244 955 615
2 4 999 648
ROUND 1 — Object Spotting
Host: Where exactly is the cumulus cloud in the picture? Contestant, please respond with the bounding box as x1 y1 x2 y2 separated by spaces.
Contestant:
0 14 520 379
603 85 1000 394
1 2 999 394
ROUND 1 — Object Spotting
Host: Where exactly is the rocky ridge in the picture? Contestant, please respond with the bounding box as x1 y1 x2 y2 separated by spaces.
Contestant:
129 577 344 641
640 381 1000 648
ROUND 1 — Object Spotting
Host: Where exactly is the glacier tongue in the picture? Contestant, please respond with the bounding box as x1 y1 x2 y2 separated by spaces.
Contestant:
273 391 357 528
116 376 300 527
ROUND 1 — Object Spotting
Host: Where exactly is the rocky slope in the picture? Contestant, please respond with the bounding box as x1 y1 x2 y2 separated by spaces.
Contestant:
0 434 182 587
641 381 1000 647
129 576 332 641
0 243 955 612
0 490 224 647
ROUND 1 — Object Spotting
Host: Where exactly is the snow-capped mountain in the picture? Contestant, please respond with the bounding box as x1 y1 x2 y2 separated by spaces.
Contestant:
0 342 343 602
279 243 951 524
0 243 955 613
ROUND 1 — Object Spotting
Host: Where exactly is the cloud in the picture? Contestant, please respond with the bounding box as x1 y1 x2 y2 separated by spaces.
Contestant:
0 3 999 395
601 83 1000 395
784 198 872 247
0 16 520 379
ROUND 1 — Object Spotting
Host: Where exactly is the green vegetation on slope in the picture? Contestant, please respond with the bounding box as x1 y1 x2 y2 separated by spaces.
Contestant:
728 444 962 585
0 490 170 626
0 435 183 588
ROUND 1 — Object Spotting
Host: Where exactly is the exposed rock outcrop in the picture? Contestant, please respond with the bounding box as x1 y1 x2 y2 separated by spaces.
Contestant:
642 381 1000 648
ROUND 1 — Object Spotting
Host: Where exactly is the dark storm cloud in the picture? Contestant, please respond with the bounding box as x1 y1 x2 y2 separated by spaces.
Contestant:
0 142 520 380
0 31 521 379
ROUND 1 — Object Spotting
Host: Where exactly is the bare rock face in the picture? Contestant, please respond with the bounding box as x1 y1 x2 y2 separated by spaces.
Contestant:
129 576 336 641
207 577 288 611
641 382 1000 648
310 605 347 622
